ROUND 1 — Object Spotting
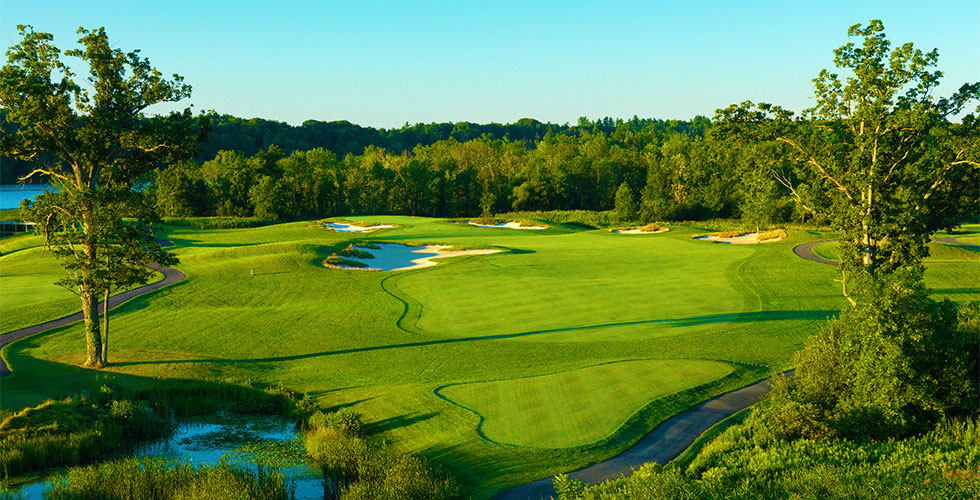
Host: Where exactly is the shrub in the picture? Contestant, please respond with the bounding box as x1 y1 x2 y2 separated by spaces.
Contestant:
302 410 460 500
760 273 978 441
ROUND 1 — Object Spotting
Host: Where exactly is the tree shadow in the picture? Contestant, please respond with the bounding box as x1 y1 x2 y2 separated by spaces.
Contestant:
111 309 837 368
362 411 438 434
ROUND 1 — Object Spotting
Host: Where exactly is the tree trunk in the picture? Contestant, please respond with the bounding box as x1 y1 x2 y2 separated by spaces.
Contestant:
80 290 103 367
81 232 103 367
102 288 110 365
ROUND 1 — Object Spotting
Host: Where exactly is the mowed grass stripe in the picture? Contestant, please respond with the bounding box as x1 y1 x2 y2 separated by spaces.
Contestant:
438 359 733 448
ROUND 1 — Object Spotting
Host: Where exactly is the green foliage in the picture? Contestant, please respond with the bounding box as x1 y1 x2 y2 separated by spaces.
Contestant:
302 410 460 500
161 216 277 229
614 183 637 223
0 395 170 476
40 457 291 500
761 273 978 441
0 378 316 479
558 418 980 500
716 19 980 299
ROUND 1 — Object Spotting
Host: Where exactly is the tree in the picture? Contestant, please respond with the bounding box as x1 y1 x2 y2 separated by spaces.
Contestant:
716 20 980 303
1 26 204 366
613 182 636 222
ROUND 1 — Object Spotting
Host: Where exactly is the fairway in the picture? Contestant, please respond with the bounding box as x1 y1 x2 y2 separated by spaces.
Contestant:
438 359 733 448
2 216 976 497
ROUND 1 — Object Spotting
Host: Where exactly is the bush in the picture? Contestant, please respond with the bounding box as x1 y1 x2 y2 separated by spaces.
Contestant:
760 273 978 441
302 410 460 500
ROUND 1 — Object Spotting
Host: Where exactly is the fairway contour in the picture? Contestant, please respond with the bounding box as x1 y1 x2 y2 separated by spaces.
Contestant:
327 243 500 271
438 359 733 448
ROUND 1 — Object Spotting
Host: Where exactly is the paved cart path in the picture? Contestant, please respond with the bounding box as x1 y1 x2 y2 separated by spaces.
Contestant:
1 240 185 377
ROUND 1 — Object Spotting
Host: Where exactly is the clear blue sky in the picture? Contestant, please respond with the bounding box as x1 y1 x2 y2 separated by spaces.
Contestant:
3 1 978 128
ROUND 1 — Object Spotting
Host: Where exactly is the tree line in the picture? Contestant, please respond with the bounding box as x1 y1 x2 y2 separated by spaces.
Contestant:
149 116 816 226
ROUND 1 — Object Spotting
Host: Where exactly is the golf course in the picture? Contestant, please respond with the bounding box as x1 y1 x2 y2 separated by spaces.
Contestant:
2 216 976 497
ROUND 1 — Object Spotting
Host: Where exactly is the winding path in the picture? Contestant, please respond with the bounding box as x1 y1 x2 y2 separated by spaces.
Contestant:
0 239 185 377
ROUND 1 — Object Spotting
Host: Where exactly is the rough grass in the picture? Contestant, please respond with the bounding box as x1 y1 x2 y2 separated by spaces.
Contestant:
438 359 733 448
2 216 972 498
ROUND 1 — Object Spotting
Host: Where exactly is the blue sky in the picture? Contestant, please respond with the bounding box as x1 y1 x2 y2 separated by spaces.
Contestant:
3 1 978 128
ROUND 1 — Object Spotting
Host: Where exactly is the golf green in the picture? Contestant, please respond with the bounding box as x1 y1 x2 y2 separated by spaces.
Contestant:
439 358 733 448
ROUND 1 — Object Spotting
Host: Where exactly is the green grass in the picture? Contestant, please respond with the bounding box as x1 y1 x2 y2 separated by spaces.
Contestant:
438 359 732 448
0 233 164 334
1 216 971 498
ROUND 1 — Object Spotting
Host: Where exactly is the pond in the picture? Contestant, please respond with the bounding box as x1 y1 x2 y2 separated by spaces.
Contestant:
0 183 54 211
14 414 324 499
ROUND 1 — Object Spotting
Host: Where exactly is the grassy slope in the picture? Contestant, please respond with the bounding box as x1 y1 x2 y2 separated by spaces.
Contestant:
0 233 165 334
1 217 972 497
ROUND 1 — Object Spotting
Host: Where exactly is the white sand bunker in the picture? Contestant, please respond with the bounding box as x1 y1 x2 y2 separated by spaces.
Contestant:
467 221 546 230
693 230 785 244
324 222 395 233
611 224 669 234
329 243 500 271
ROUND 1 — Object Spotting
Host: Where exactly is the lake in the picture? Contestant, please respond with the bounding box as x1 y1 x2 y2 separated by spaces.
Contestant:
0 183 54 210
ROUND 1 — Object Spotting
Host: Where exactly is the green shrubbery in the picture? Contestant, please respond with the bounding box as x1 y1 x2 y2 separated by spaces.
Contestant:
39 457 292 500
302 409 461 500
496 210 616 228
555 418 980 500
759 273 978 441
0 389 170 476
161 217 278 229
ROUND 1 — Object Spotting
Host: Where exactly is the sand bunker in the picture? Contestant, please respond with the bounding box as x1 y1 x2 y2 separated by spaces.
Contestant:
467 221 546 230
324 222 395 233
693 232 783 244
328 243 500 271
611 225 669 234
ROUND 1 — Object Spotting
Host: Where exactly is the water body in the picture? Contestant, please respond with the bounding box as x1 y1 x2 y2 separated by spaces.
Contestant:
15 414 324 499
0 183 54 210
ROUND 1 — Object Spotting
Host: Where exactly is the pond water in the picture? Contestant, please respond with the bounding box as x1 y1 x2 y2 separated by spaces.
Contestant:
0 183 54 210
15 414 324 499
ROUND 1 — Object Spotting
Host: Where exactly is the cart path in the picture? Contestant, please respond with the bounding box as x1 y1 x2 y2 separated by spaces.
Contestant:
0 239 184 377
793 240 838 266
494 372 791 500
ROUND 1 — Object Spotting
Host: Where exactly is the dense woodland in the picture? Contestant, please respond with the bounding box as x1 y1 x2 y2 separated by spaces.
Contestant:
0 111 799 224
6 111 974 229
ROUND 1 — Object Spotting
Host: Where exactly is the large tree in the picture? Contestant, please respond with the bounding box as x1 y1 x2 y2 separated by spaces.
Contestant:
1 26 205 366
716 20 980 302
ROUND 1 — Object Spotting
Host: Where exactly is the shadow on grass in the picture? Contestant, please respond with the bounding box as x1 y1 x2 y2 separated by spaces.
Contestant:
363 411 439 435
109 309 836 368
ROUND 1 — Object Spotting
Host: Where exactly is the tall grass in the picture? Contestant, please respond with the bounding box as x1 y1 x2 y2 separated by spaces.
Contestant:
495 210 616 228
41 457 292 500
162 217 278 229
302 410 461 500
0 380 314 478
